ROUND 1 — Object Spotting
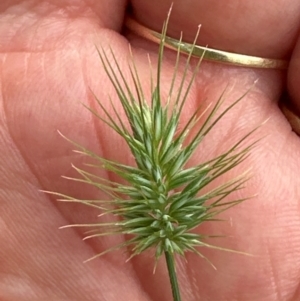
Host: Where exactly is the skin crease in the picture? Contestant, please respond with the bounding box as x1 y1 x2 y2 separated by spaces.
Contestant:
0 0 300 300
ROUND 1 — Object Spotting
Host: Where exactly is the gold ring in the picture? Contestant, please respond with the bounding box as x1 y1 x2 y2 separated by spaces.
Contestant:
279 92 300 135
125 17 289 70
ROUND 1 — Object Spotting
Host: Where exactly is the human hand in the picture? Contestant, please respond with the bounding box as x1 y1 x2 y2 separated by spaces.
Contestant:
1 1 300 300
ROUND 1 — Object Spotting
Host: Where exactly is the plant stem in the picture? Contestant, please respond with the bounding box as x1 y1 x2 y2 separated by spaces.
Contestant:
165 251 182 301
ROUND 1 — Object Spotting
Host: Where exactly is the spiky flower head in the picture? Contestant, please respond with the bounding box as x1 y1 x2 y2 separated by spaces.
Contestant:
52 14 256 267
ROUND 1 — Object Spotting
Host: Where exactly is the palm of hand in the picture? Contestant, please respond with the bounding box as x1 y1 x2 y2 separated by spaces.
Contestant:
1 1 300 300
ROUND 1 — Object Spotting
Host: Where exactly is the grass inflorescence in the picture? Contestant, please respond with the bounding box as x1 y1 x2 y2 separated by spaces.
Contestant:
49 12 258 301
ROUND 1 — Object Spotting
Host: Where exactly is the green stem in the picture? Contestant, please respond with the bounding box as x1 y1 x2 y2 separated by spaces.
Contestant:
164 251 182 301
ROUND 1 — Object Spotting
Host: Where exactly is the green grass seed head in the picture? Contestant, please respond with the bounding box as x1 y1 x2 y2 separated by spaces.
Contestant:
53 14 257 267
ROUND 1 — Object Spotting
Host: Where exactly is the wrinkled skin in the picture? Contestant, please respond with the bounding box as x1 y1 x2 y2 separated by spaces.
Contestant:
1 1 300 300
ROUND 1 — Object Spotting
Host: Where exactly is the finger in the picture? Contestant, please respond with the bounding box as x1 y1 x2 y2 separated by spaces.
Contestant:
0 0 127 52
128 0 295 107
0 0 126 27
131 0 300 58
